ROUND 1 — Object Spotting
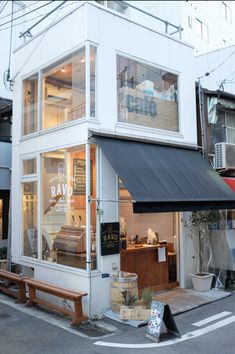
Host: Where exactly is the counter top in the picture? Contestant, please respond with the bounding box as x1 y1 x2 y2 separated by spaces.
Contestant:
121 243 168 253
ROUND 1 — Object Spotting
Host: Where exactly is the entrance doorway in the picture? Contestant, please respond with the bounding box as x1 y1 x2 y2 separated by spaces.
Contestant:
119 187 179 291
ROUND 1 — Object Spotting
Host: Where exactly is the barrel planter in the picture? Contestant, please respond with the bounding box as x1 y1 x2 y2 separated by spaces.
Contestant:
110 272 138 313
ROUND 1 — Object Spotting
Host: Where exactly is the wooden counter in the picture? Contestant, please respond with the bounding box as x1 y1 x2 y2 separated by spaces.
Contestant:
120 244 177 291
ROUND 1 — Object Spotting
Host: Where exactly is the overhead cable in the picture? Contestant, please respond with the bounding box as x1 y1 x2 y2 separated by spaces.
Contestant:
0 1 8 15
0 0 55 28
0 1 40 20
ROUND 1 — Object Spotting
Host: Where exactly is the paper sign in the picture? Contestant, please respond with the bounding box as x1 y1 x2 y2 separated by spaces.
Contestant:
158 247 166 262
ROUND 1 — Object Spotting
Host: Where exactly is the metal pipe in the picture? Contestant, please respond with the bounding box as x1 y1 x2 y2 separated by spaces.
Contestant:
19 0 67 38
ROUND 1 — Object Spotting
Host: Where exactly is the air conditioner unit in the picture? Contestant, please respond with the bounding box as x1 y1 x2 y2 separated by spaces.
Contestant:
215 142 235 169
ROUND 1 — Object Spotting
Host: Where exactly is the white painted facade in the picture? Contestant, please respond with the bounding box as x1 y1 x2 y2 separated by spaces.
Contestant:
134 1 235 55
11 2 198 316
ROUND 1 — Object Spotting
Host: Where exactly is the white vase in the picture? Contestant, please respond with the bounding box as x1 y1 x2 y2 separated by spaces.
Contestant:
189 273 214 291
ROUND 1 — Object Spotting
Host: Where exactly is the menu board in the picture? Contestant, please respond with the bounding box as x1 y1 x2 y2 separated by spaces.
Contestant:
146 301 180 343
146 301 165 342
100 222 120 256
73 159 92 195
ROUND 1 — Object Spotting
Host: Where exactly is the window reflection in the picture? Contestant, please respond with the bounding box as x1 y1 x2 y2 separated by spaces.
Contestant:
23 74 38 135
41 145 97 270
42 47 86 130
117 55 179 132
23 182 38 257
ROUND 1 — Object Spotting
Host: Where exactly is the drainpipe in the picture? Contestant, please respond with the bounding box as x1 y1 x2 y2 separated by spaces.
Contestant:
197 79 205 157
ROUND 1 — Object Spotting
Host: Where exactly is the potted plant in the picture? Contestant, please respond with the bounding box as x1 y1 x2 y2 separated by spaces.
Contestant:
188 211 216 291
120 288 153 321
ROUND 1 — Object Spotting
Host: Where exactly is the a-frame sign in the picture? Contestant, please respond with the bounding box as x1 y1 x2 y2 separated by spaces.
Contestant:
146 301 181 343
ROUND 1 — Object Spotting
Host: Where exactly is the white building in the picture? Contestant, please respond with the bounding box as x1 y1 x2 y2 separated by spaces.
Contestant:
8 1 235 317
134 1 235 55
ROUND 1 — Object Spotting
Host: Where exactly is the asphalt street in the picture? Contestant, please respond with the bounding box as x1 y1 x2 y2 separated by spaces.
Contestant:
0 292 235 354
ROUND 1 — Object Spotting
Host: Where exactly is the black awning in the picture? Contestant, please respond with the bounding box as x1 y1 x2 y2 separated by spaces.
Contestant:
94 135 235 213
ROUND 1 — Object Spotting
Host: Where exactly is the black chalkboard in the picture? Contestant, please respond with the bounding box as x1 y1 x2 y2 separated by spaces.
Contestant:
73 159 93 195
146 301 180 343
100 222 120 256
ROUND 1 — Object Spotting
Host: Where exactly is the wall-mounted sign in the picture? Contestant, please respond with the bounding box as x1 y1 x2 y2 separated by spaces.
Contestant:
73 159 93 195
100 222 120 256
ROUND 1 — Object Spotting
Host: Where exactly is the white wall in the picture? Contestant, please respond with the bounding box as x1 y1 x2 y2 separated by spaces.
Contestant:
11 2 198 314
194 45 235 94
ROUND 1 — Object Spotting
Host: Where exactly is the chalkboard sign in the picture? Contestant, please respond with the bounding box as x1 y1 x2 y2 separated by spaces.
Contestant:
146 301 180 343
100 222 120 256
73 159 93 195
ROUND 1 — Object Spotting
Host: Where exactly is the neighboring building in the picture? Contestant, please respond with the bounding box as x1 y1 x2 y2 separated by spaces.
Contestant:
10 1 235 317
133 1 235 55
0 97 12 248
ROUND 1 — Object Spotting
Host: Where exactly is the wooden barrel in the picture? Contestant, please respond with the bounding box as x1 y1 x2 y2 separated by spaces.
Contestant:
110 272 138 313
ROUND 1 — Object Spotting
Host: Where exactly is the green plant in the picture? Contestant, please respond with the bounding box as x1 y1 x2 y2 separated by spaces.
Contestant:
141 287 154 308
121 290 138 306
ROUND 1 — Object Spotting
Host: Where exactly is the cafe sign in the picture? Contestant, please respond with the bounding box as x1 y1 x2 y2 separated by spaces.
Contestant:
125 94 157 118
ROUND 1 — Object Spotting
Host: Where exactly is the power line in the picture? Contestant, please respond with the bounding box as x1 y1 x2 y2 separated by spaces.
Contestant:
198 50 235 81
0 1 8 15
0 1 78 33
0 1 40 20
0 0 55 28
8 0 13 70
19 0 67 38
10 2 82 83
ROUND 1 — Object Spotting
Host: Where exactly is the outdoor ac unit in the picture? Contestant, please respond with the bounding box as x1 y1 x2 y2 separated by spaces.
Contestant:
215 142 235 169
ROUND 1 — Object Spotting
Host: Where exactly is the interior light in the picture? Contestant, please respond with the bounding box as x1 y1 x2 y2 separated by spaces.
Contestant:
61 67 66 73
80 57 85 63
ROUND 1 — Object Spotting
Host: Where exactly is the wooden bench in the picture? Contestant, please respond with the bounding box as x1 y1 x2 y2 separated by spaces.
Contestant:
0 269 27 303
24 278 88 326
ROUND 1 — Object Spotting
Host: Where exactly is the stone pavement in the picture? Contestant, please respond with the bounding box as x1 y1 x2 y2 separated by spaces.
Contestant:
152 287 232 315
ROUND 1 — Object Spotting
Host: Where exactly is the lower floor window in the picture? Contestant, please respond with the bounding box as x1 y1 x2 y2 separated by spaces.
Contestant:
22 182 38 257
22 144 97 270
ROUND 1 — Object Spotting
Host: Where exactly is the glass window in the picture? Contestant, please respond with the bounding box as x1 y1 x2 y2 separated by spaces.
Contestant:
226 112 235 144
41 145 97 270
222 2 232 23
0 114 11 142
22 182 38 258
188 16 192 28
23 74 38 135
90 46 96 117
196 19 209 41
117 55 179 132
42 47 86 130
23 158 36 175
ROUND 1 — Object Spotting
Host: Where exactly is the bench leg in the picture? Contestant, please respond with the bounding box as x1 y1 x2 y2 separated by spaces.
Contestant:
71 298 87 326
25 286 36 307
15 283 27 303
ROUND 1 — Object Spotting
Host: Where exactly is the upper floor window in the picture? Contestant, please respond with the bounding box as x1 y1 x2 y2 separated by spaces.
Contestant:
42 47 86 130
23 73 38 135
222 2 232 23
196 19 209 42
211 110 235 149
188 16 192 28
22 44 96 136
117 55 179 132
95 1 128 14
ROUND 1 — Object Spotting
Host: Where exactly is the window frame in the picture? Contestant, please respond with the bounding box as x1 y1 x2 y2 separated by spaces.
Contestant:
196 18 209 42
21 42 97 138
21 155 39 259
